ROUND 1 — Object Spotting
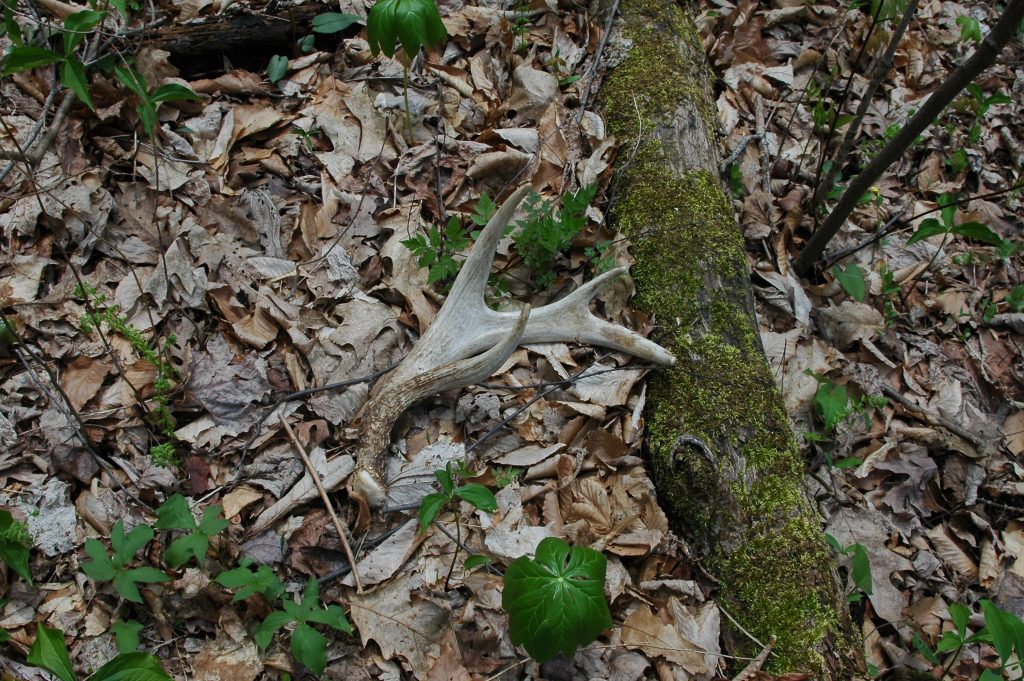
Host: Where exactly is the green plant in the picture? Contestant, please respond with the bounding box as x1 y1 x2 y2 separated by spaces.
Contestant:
914 600 1024 680
81 520 170 603
76 283 179 466
806 371 887 433
267 54 288 83
254 576 352 676
154 494 227 568
28 624 171 681
267 13 359 83
907 195 1004 250
960 85 1010 144
0 508 32 582
402 215 474 286
418 461 498 587
512 185 598 289
366 0 447 142
956 15 983 44
1 7 106 110
832 262 867 301
215 559 286 602
502 537 612 662
110 620 144 654
583 240 616 274
112 65 200 139
825 535 872 603
1006 284 1024 312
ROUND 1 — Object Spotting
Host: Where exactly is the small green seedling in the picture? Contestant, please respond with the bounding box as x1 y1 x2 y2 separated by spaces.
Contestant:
419 461 498 587
956 15 983 44
110 620 144 654
1006 285 1024 313
367 0 448 142
907 195 1004 250
267 54 289 83
806 370 887 433
832 262 866 302
825 535 872 603
216 558 286 602
154 494 227 568
112 64 200 139
28 624 171 681
81 520 170 603
502 537 612 662
0 508 32 583
254 576 352 676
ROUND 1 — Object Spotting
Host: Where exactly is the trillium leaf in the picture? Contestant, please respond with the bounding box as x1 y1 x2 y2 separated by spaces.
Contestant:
502 537 612 662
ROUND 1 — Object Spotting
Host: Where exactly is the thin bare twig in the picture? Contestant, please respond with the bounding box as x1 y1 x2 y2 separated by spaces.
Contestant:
279 416 363 593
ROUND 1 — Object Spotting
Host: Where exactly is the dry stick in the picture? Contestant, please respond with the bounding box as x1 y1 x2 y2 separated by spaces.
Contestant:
822 179 1024 266
575 0 621 123
806 0 889 211
815 0 920 205
279 416 364 593
880 384 984 448
794 0 1024 276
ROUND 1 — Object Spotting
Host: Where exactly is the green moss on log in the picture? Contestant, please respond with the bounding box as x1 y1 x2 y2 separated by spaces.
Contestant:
601 0 846 672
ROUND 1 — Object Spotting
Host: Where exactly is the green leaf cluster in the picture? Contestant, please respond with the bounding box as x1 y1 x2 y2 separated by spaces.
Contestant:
254 577 352 676
0 508 32 582
512 185 598 289
402 216 474 286
914 600 1024 681
81 520 170 603
28 624 170 681
418 462 498 532
367 0 447 59
502 537 612 662
113 65 201 139
215 559 286 602
806 371 887 434
154 494 227 568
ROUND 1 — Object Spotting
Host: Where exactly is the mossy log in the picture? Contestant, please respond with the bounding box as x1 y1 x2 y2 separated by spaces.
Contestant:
599 1 864 676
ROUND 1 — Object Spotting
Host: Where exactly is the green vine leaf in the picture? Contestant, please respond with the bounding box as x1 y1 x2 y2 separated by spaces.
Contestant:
502 537 612 662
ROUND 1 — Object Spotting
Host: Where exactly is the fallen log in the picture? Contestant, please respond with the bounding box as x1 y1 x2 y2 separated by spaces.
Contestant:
599 0 865 676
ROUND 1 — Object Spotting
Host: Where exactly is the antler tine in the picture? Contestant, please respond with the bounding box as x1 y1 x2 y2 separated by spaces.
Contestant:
442 185 534 311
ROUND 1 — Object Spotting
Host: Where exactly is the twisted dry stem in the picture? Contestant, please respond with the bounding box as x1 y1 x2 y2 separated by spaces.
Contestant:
251 185 675 533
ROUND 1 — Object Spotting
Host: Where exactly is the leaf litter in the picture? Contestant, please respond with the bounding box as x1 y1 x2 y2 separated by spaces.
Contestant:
0 0 1021 679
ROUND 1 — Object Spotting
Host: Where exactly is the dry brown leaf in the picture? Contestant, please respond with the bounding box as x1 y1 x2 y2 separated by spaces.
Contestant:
61 355 112 411
621 605 705 673
348 574 448 675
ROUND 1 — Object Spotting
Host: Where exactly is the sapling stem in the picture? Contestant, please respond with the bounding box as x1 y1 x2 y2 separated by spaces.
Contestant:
403 64 414 144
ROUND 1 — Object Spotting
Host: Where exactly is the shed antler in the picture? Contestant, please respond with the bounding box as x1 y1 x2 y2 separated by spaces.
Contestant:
251 185 675 533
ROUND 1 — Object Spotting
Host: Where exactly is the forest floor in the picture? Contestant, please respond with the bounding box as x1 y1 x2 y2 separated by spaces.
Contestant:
0 0 1022 679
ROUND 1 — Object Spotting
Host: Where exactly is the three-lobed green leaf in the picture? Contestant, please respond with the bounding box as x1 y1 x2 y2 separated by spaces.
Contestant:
254 577 352 675
81 520 169 603
216 560 286 602
502 537 612 662
156 496 226 568
367 0 447 59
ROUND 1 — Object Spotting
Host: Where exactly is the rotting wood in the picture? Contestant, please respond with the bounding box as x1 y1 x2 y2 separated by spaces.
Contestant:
598 0 865 676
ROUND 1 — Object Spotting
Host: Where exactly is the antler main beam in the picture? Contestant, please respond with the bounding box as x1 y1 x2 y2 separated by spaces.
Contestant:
251 186 675 533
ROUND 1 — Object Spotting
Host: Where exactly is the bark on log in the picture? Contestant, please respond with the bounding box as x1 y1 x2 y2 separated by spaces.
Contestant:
138 4 325 56
599 1 865 676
